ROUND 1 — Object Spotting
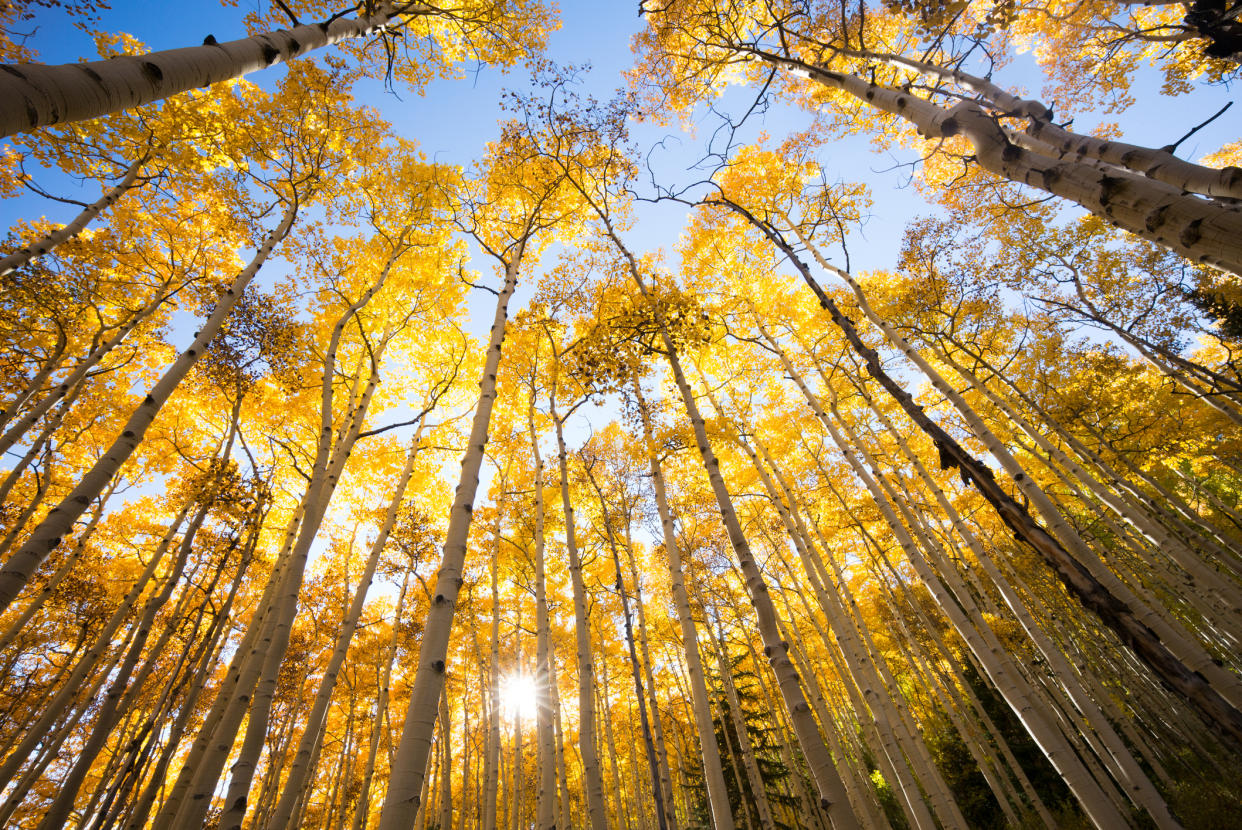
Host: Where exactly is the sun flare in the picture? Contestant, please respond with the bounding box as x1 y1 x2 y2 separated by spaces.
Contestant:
499 673 539 722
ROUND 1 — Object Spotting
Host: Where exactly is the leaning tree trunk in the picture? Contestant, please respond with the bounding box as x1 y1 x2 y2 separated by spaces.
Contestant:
725 198 1242 748
377 239 525 829
0 155 146 276
758 51 1242 275
0 198 297 613
0 5 417 137
632 380 735 830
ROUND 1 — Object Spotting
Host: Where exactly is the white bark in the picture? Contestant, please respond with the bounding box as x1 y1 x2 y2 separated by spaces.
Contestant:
377 240 524 829
0 156 146 276
0 199 297 613
0 4 424 137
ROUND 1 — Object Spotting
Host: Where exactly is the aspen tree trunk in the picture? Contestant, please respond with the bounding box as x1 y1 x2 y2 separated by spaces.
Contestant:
597 643 630 829
483 516 504 830
0 3 427 137
622 531 679 830
760 53 1242 274
582 456 670 830
0 156 146 276
0 199 297 612
527 388 559 830
632 380 735 830
265 437 423 830
378 239 526 828
731 201 1242 747
770 328 1160 827
0 273 185 460
551 645 574 830
35 411 241 829
550 405 610 830
711 618 779 830
600 221 856 828
352 552 414 830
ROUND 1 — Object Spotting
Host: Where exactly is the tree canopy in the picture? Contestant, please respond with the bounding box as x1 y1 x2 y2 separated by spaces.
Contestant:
0 2 1240 828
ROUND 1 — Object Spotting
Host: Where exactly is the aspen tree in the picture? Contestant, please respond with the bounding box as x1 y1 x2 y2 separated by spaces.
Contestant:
525 368 560 830
379 158 552 825
714 194 1242 748
546 339 610 830
633 380 736 830
0 0 555 138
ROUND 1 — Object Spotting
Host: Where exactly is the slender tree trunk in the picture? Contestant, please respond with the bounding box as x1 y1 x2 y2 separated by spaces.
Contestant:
527 387 559 830
549 405 609 830
0 156 146 276
378 238 526 828
633 381 735 830
0 198 297 612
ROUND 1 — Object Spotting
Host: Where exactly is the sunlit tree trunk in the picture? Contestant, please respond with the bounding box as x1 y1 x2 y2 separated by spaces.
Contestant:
549 403 609 830
527 384 559 830
379 237 526 828
0 198 297 613
0 5 418 137
632 381 735 830
0 156 147 276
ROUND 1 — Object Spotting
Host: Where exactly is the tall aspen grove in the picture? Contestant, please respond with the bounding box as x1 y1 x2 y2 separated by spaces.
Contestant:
4 0 1242 827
